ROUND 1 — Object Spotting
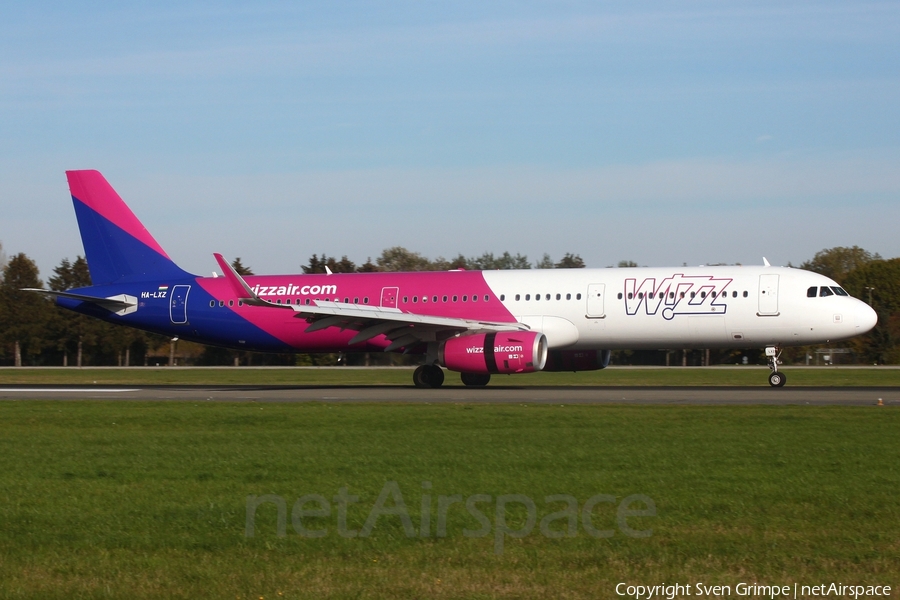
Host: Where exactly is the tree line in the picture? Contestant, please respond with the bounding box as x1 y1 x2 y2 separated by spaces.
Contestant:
0 243 896 366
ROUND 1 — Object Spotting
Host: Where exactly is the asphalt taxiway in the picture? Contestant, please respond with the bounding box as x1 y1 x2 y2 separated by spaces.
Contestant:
0 385 896 405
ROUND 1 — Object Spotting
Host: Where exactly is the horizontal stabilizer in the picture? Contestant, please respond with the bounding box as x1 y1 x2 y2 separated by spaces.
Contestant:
24 289 138 316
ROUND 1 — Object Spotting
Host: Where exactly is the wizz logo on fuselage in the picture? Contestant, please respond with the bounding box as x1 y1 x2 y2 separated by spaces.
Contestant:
624 274 733 320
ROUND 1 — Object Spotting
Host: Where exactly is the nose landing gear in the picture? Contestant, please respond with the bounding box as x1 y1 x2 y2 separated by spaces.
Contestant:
766 346 786 387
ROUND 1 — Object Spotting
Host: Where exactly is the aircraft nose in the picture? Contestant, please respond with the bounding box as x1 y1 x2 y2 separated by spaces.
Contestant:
856 301 878 333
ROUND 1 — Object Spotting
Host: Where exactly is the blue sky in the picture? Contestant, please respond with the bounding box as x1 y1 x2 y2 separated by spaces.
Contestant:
2 1 899 277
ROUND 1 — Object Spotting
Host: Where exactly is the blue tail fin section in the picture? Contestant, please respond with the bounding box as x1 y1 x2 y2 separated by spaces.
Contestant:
67 170 193 285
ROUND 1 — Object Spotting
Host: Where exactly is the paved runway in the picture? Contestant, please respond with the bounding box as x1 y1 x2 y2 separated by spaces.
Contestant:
0 385 896 405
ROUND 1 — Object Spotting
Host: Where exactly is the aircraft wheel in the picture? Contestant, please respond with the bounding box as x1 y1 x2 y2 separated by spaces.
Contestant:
768 371 787 387
427 365 445 388
413 365 432 388
461 373 491 387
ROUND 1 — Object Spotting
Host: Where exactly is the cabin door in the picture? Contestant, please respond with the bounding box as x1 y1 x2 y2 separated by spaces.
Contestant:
381 287 399 309
586 283 605 318
757 275 779 316
170 285 190 324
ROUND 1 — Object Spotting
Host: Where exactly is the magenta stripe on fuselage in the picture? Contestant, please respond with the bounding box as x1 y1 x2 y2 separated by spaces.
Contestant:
66 170 171 260
196 270 516 350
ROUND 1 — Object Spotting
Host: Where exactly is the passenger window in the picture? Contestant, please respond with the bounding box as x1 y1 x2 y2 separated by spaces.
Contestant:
618 293 623 300
499 295 504 301
515 294 520 301
472 295 477 302
453 295 458 302
536 294 541 301
354 297 359 304
807 286 817 298
567 293 572 300
743 291 748 297
364 297 369 304
345 297 350 303
732 291 737 298
442 295 448 302
556 293 561 300
627 293 633 300
525 294 530 301
238 300 243 307
402 296 407 303
413 296 418 303
463 295 468 302
209 300 215 307
690 292 696 298
219 300 225 307
701 292 706 299
545 294 550 301
229 300 234 306
576 293 582 300
432 296 438 303
485 295 489 302
819 287 833 297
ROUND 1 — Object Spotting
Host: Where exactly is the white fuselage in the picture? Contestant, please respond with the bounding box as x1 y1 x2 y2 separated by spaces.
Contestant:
484 266 877 350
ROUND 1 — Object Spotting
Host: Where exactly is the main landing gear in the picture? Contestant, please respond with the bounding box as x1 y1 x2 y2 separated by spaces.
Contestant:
412 366 492 388
460 372 491 387
413 365 445 388
766 346 787 387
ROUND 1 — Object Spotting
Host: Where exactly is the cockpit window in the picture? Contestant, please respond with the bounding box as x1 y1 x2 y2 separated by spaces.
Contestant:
831 287 849 296
819 286 834 297
807 286 817 298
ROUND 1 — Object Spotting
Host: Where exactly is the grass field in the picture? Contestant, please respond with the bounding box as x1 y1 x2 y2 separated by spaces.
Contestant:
1 366 899 386
0 401 898 599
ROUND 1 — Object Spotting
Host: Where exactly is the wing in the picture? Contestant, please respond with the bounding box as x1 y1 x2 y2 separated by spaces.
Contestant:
213 254 528 351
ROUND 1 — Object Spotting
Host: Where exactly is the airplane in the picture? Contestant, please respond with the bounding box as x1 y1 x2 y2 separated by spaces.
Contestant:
27 170 878 388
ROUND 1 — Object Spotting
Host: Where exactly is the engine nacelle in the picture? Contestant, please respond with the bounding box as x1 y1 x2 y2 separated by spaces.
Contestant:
440 331 548 374
543 349 611 372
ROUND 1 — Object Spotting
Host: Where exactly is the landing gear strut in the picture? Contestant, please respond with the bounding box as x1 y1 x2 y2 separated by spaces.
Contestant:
413 364 445 388
766 346 786 387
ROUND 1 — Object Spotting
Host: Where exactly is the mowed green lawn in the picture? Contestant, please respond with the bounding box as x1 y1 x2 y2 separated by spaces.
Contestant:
0 401 897 599
0 366 899 386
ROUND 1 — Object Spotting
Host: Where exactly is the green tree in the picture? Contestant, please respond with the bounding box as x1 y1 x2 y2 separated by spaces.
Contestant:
535 253 555 269
356 257 379 273
302 254 357 274
0 253 47 365
555 253 585 268
800 246 881 284
843 258 900 364
468 252 531 270
47 256 97 366
618 260 638 268
376 247 433 272
231 257 254 276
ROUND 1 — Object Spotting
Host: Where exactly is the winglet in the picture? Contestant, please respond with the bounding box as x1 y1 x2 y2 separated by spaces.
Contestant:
763 257 771 267
213 253 264 305
213 253 293 309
